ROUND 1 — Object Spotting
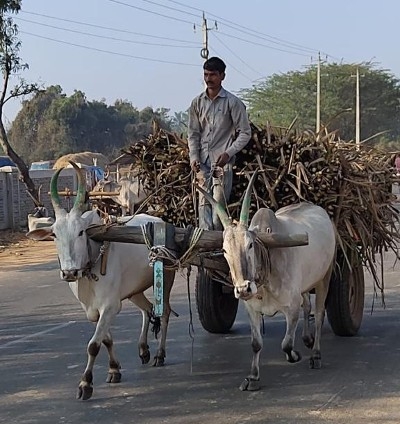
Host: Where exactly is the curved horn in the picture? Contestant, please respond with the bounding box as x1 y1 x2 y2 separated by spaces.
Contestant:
50 167 65 214
195 184 231 229
69 161 87 211
239 171 258 227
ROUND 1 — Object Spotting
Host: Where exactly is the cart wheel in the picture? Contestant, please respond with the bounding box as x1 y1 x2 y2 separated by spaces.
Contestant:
195 268 238 333
326 250 365 336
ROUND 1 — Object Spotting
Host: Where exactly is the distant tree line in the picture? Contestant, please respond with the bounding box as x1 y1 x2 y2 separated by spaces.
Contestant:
5 63 400 168
239 62 400 150
7 85 189 164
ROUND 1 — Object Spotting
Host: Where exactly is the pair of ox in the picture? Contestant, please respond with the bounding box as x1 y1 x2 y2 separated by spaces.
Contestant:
198 172 336 391
27 162 175 400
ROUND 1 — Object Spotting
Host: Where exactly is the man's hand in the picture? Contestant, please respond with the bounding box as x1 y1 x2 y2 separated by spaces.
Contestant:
216 152 230 168
191 160 200 173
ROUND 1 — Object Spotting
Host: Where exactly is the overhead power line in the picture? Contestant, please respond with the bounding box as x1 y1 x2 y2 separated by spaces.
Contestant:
216 31 311 57
20 10 199 45
20 31 201 67
209 43 254 83
15 17 200 49
138 0 200 19
107 0 198 26
165 0 333 57
211 32 264 78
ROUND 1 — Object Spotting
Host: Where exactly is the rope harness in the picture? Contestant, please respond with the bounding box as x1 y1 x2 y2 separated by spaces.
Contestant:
140 224 204 271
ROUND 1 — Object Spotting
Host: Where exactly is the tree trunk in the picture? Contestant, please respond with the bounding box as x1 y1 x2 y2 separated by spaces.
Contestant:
0 118 39 205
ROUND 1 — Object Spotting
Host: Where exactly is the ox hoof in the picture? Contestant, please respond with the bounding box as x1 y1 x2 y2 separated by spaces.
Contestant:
239 378 260 392
309 356 322 369
286 350 302 363
151 356 165 367
140 346 150 364
302 335 314 349
106 371 122 383
77 384 93 401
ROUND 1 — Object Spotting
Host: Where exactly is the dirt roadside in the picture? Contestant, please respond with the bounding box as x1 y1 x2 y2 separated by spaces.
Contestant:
0 229 57 267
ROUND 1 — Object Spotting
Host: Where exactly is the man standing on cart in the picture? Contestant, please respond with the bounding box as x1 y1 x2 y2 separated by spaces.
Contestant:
188 56 251 230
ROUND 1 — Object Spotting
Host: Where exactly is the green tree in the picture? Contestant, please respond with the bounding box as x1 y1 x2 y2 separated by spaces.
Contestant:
170 110 188 136
240 62 400 144
9 88 175 162
0 0 40 203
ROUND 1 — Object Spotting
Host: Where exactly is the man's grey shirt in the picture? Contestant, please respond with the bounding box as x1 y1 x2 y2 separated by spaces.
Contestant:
187 87 251 165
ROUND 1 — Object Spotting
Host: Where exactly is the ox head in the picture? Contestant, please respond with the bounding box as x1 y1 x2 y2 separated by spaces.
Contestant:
27 161 101 282
196 172 260 300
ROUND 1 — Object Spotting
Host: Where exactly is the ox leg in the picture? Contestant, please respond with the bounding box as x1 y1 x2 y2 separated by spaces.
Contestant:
151 271 175 367
129 293 153 364
310 270 331 369
302 293 314 349
103 331 122 383
281 303 302 364
77 307 118 401
240 304 262 392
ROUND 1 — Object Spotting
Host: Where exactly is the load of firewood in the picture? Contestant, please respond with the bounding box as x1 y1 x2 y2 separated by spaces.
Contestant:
118 124 400 281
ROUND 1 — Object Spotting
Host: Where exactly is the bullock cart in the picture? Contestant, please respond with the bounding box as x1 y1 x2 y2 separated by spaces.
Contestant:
84 125 398 338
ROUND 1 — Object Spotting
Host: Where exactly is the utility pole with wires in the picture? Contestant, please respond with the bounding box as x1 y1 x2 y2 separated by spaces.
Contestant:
355 67 361 150
200 12 217 62
309 52 327 136
316 52 321 134
351 66 364 151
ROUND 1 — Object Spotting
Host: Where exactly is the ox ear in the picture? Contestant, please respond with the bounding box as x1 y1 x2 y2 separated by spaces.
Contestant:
26 227 54 241
250 224 260 234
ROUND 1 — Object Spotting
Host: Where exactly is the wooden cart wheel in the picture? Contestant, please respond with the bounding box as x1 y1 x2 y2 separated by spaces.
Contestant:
326 250 365 336
195 268 238 334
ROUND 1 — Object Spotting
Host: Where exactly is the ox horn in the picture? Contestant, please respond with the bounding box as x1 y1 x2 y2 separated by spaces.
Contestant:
50 167 65 215
195 184 231 229
69 161 87 211
239 171 258 227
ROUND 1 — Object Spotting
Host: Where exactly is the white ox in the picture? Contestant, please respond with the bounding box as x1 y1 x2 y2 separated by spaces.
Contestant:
93 176 147 215
198 172 336 391
27 162 175 400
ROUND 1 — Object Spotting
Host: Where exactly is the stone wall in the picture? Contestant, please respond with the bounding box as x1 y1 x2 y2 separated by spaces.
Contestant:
0 167 78 230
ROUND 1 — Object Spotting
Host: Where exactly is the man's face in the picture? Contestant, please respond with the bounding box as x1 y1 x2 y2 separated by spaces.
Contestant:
204 69 225 90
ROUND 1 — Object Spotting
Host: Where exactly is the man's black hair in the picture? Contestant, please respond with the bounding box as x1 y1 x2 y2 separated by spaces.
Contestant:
203 57 226 73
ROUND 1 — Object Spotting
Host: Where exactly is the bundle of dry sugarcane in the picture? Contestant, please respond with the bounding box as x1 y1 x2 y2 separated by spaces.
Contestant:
118 125 400 279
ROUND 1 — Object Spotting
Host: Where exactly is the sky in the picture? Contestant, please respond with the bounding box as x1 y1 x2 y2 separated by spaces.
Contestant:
3 0 400 125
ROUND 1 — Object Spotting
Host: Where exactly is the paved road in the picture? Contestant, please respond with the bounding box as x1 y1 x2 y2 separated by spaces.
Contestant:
1 250 400 424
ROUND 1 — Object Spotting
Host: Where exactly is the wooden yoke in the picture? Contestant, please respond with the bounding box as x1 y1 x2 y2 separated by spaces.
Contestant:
86 224 308 252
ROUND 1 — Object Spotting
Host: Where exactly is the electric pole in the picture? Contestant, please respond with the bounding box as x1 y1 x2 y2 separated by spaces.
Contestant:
200 12 209 62
355 67 360 151
351 67 363 151
316 52 321 135
200 13 217 89
200 12 217 62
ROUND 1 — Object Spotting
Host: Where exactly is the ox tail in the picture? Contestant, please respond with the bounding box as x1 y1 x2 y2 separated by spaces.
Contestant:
149 311 161 339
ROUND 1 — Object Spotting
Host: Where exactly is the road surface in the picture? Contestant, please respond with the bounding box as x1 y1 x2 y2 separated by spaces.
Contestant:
1 241 400 424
